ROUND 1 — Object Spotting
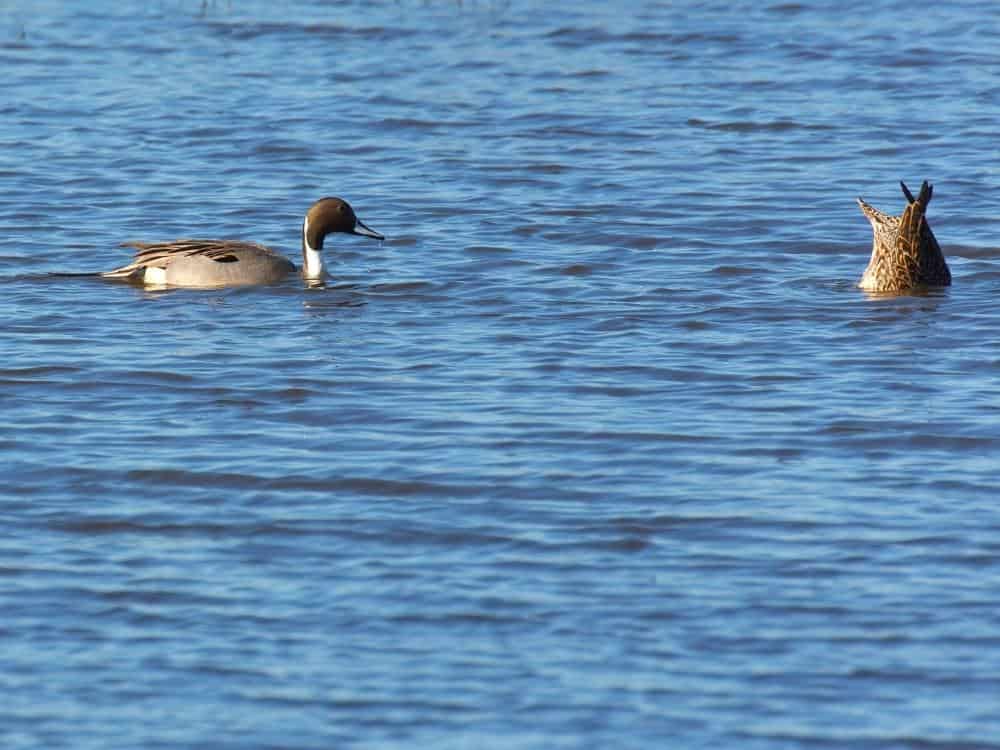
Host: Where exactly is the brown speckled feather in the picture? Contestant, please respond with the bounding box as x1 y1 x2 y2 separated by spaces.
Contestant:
857 180 951 292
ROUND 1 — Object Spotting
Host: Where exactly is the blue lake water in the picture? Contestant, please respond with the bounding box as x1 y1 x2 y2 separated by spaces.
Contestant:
3 1 1000 747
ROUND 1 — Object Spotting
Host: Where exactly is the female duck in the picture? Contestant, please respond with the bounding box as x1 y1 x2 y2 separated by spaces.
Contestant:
857 181 950 292
102 197 384 288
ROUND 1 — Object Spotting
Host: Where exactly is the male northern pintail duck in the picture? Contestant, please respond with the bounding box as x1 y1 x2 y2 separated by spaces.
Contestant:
857 180 951 292
102 197 384 288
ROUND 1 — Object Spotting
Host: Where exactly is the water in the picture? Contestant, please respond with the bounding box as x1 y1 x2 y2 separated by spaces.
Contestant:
3 1 1000 747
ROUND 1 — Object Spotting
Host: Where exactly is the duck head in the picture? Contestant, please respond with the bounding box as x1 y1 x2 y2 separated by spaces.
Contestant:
301 197 384 281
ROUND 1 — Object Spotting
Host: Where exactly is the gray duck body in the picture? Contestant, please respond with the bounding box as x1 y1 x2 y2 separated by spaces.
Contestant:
102 197 383 289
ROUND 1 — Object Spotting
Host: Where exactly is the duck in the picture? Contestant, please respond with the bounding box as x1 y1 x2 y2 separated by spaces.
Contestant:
101 197 384 288
857 180 951 292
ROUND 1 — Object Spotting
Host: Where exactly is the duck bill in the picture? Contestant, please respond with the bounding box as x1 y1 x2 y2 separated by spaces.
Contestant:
353 220 384 241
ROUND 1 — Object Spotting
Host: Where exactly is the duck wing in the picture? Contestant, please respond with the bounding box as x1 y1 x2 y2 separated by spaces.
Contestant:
102 239 279 279
897 181 951 286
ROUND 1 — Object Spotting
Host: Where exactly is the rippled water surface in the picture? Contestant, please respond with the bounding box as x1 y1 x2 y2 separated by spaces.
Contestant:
3 1 1000 747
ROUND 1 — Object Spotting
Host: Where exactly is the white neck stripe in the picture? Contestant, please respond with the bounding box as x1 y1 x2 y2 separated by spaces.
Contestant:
302 216 325 280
